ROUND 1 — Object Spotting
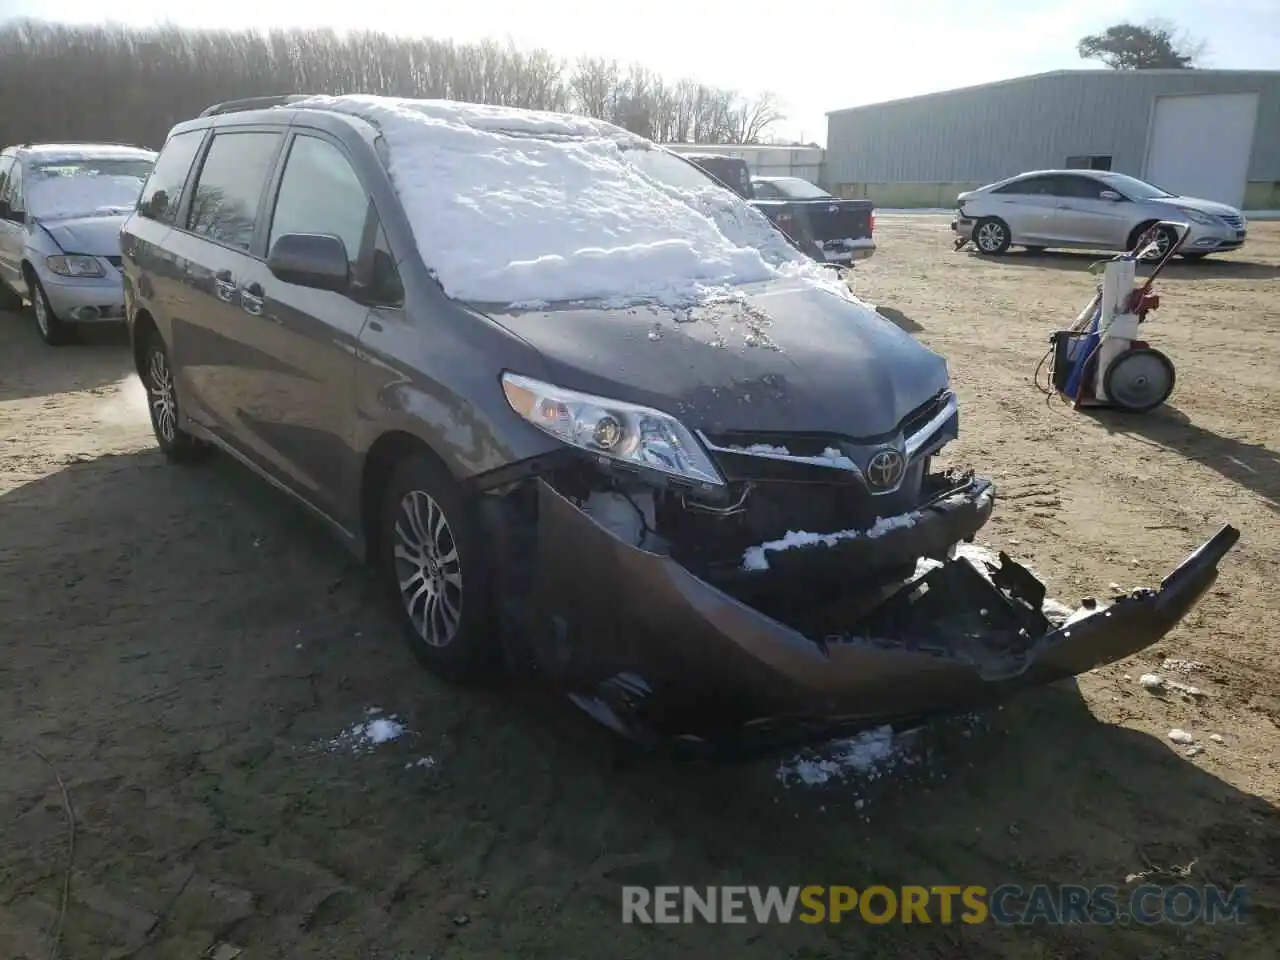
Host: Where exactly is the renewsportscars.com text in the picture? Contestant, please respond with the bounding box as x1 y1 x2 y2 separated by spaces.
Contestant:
621 884 1249 926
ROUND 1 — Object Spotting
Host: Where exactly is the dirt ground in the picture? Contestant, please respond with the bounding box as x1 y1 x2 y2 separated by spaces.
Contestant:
2 219 1279 960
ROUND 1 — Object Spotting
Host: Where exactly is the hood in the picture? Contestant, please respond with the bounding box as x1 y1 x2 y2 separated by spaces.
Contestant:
1158 196 1242 218
34 214 129 257
482 278 950 439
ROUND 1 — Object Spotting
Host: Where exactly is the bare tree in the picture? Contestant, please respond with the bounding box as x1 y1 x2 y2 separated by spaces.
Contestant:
0 19 784 147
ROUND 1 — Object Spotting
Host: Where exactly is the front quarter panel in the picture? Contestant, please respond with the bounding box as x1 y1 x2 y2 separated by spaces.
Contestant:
352 268 564 485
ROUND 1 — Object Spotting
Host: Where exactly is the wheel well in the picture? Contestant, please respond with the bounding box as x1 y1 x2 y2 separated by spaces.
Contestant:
132 309 159 379
359 431 451 564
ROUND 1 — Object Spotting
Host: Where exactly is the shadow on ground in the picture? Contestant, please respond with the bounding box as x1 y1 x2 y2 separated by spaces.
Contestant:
875 305 924 334
0 309 133 402
1 450 1276 959
1092 404 1280 510
969 249 1280 280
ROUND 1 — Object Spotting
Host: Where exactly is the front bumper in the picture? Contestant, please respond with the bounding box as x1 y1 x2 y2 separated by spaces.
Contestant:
951 215 974 239
34 259 126 323
1182 219 1247 253
525 478 1238 743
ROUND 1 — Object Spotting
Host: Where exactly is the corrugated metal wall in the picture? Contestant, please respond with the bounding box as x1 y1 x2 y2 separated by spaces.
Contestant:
825 70 1280 187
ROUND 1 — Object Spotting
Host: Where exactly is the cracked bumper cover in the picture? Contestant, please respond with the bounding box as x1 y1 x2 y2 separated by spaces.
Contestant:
529 478 1239 738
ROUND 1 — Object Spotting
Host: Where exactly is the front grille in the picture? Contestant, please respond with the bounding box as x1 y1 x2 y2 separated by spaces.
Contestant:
1219 213 1244 230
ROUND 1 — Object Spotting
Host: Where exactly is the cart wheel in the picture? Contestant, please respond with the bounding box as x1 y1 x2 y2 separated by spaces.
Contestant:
1102 347 1175 413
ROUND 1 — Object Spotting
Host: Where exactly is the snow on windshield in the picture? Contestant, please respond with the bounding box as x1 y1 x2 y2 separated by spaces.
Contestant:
26 167 149 220
288 95 839 308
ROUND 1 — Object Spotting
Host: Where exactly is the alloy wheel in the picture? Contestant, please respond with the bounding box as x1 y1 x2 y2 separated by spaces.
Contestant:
393 490 464 647
977 222 1005 252
147 347 177 444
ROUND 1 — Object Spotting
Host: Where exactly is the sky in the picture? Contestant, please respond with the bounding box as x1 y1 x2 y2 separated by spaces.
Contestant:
1 0 1277 143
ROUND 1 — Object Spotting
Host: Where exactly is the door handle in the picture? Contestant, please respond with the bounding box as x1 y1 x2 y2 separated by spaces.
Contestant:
240 281 264 316
214 269 236 303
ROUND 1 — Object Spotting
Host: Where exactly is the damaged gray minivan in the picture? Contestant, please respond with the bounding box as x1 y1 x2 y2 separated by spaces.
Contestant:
121 94 1237 746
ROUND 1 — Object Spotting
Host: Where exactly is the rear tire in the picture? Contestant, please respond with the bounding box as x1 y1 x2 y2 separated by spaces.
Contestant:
973 218 1011 255
29 274 70 346
378 454 494 681
142 330 211 462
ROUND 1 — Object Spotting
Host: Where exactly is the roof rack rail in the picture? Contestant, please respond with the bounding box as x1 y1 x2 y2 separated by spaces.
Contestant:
197 94 317 118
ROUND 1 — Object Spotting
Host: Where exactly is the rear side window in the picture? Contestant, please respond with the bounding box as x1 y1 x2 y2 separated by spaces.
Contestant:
0 155 13 200
267 134 370 263
187 131 282 252
994 176 1055 196
138 130 204 224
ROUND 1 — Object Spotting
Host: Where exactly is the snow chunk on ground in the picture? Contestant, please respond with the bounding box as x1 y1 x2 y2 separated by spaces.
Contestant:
286 95 839 308
1139 673 1165 690
1168 729 1194 745
776 725 901 786
1162 657 1205 673
322 708 409 754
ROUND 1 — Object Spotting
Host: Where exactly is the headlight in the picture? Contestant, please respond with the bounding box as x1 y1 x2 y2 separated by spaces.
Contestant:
1174 208 1217 226
46 255 105 278
501 372 724 488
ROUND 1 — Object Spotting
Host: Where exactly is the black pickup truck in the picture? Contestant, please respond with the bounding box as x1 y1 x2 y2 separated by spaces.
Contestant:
679 154 876 266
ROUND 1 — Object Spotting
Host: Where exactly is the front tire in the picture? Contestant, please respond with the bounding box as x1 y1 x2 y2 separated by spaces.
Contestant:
973 218 1011 255
29 274 70 346
1133 223 1178 262
142 331 210 462
379 454 493 680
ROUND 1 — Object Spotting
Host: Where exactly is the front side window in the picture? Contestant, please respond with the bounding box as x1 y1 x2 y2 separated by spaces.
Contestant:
267 134 370 263
139 130 205 225
5 163 24 213
753 181 782 199
1054 175 1107 200
0 156 14 203
187 131 283 252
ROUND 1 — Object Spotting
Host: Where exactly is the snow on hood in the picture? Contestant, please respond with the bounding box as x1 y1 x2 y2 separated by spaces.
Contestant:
287 95 843 308
26 174 145 220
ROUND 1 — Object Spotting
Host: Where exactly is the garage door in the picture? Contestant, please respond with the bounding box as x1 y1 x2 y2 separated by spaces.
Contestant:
1144 92 1258 208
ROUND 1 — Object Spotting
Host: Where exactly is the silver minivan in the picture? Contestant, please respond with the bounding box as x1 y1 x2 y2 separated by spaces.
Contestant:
952 169 1248 261
0 142 156 344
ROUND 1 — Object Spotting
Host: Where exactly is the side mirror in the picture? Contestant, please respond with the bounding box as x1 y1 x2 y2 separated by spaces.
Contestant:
1099 190 1123 202
267 233 349 293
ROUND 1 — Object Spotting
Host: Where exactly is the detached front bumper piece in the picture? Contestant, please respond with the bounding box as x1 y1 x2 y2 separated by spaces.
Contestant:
528 479 1239 744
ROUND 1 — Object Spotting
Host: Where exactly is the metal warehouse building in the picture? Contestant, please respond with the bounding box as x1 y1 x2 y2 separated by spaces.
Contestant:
825 70 1280 211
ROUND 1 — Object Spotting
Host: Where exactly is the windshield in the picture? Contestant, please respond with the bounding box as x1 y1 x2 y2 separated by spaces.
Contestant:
1100 173 1177 201
768 178 831 199
26 156 155 219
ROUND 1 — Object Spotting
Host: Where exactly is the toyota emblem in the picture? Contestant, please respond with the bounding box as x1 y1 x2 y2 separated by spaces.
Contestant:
866 449 906 491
